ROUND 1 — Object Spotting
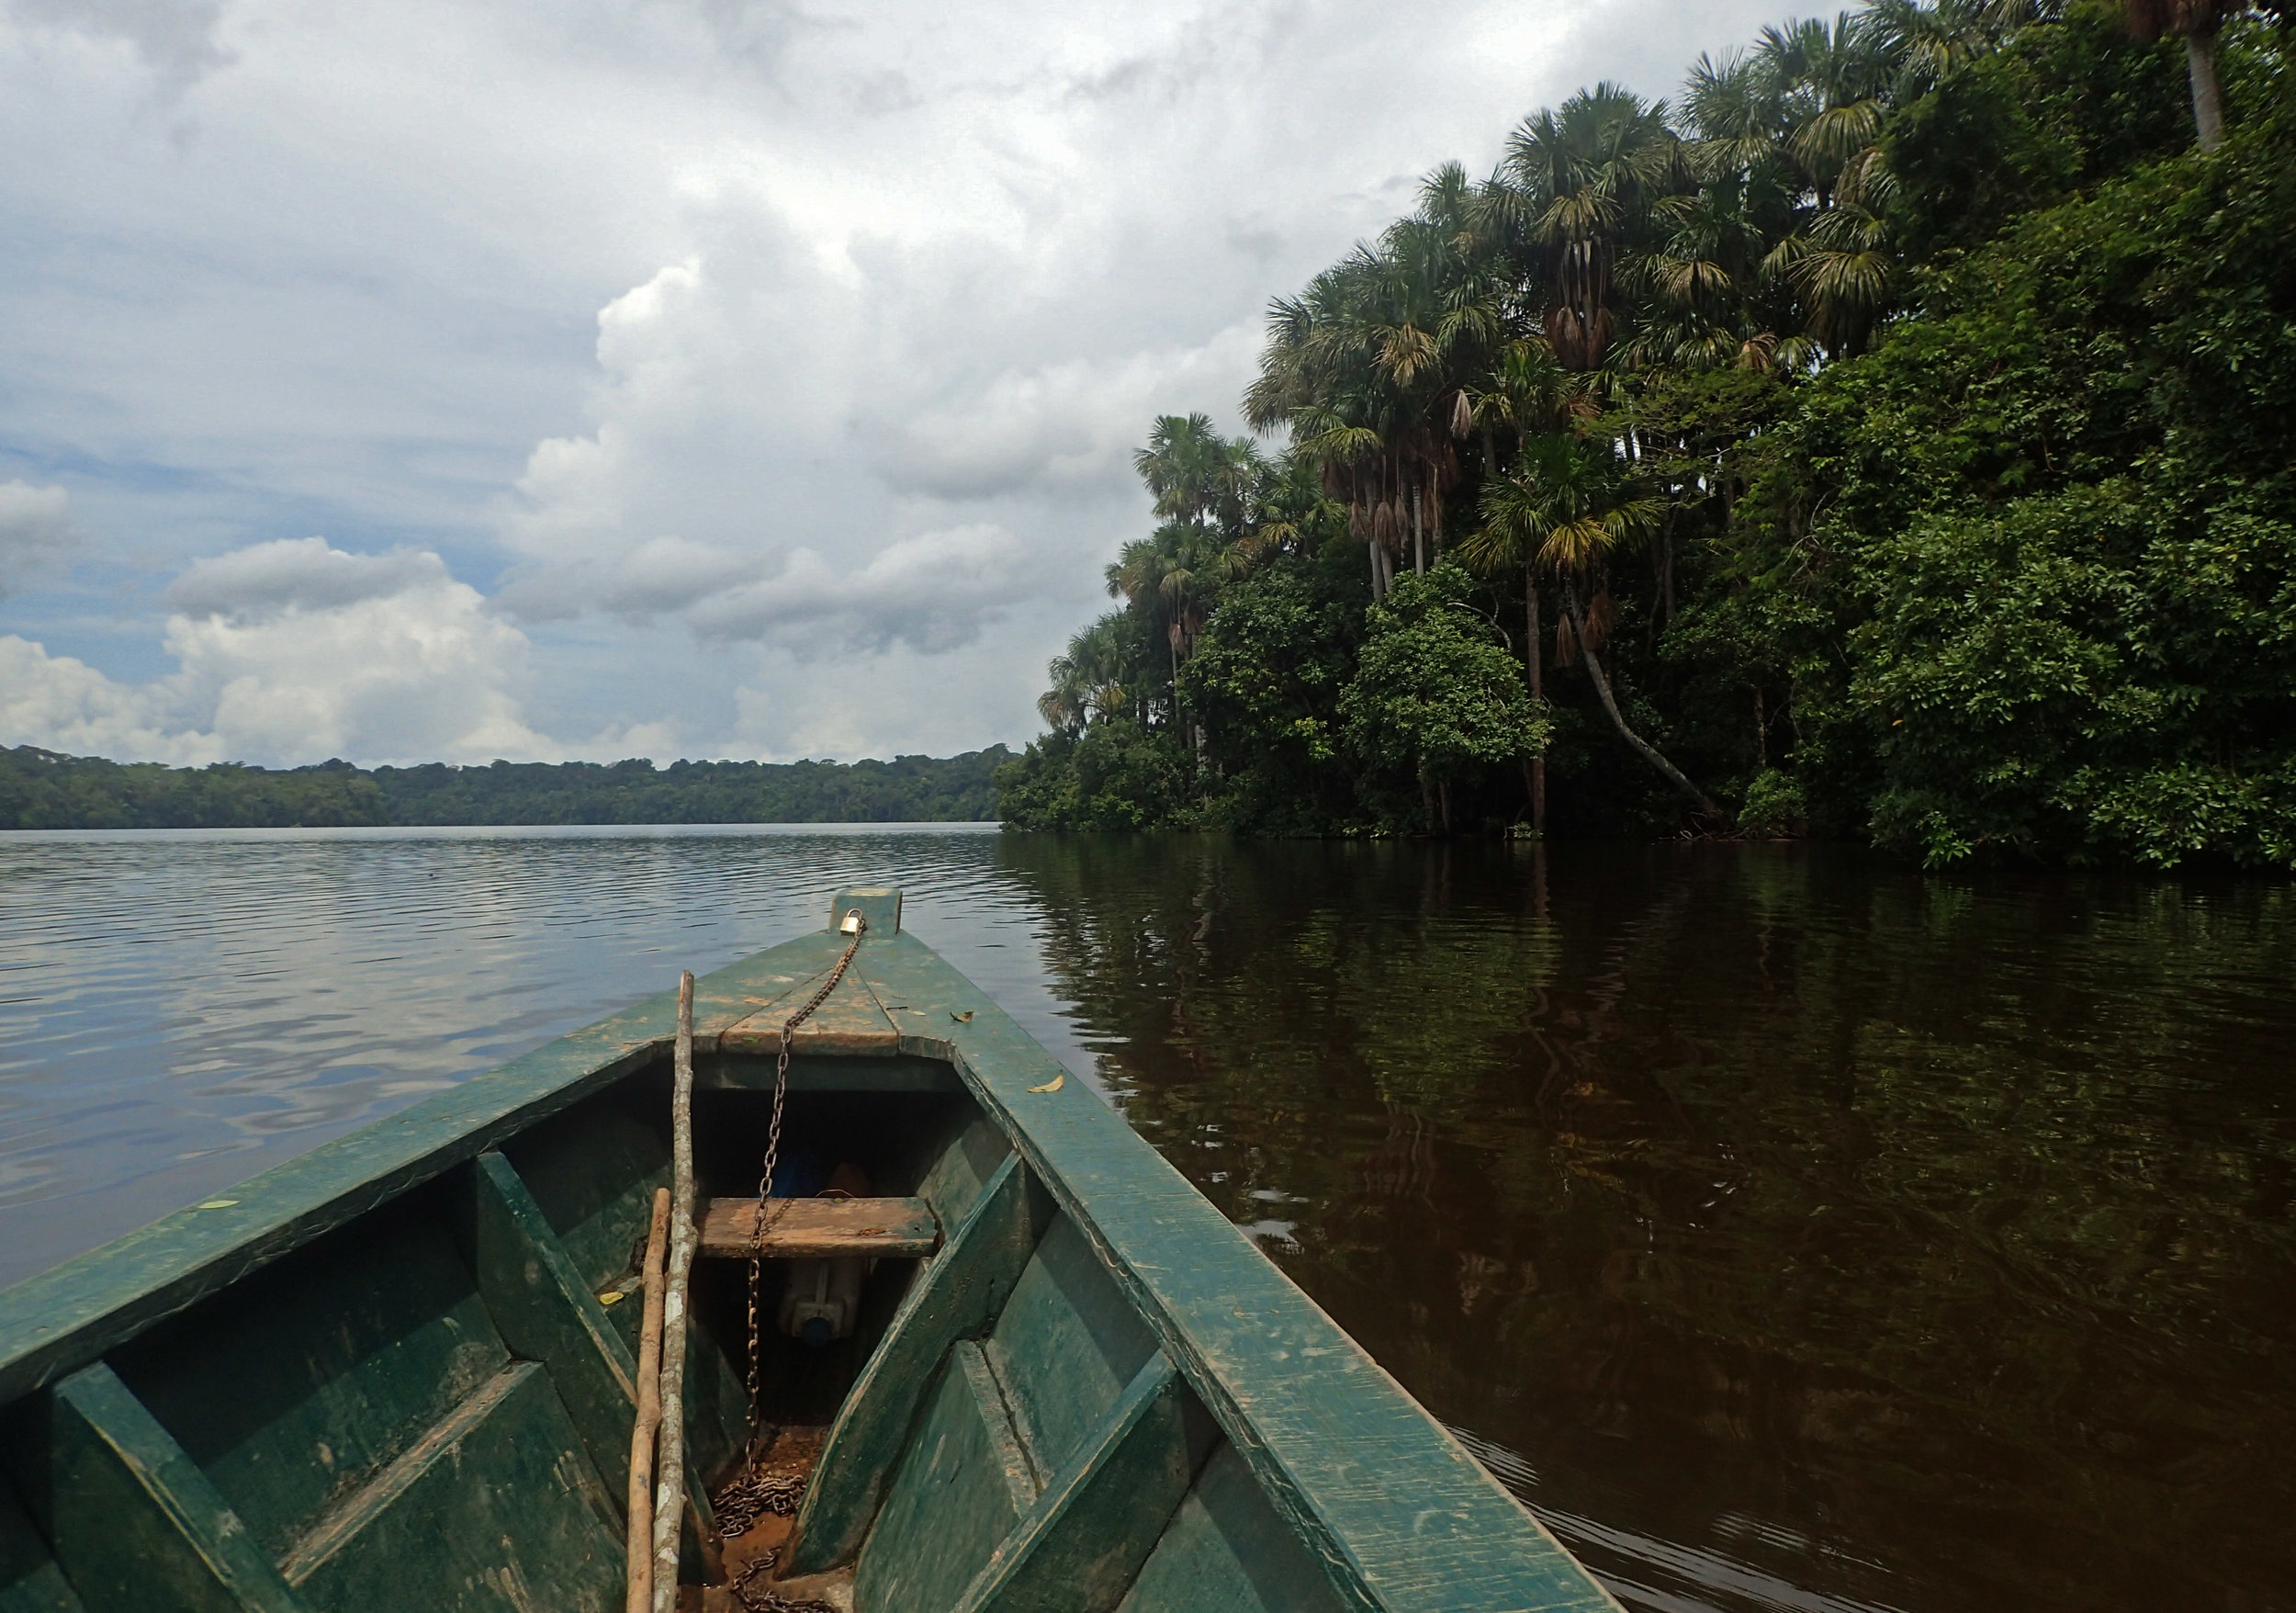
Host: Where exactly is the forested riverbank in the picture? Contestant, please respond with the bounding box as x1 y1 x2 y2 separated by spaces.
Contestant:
996 0 2296 868
0 745 1009 828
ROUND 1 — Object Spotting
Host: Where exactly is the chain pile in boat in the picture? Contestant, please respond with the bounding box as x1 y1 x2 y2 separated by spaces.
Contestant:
728 1547 838 1613
712 1470 806 1540
715 908 868 1538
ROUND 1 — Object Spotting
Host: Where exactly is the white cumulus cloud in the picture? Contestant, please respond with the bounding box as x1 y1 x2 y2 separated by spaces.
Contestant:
165 536 450 623
1 539 554 765
0 635 219 763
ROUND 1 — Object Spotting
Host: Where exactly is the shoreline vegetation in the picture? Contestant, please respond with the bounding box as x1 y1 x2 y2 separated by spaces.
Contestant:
0 745 1008 829
993 0 2296 869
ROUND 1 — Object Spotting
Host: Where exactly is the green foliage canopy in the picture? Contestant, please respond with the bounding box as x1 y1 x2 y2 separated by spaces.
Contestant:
1337 567 1551 809
997 0 2296 867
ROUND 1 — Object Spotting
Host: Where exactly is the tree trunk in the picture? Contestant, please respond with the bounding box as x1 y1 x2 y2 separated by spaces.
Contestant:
2186 30 2225 151
1421 775 1435 833
1569 591 1718 815
1368 538 1381 600
1412 482 1425 574
1660 509 1676 631
1525 570 1546 837
1525 573 1542 698
1437 778 1452 835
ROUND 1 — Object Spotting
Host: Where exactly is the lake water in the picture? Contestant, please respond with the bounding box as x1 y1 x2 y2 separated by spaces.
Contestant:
2 827 2290 1613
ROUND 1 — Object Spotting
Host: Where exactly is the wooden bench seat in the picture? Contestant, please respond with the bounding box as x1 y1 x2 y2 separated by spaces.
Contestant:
696 1197 940 1260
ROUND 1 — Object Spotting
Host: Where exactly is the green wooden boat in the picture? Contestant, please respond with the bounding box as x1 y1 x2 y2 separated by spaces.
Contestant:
0 887 1618 1613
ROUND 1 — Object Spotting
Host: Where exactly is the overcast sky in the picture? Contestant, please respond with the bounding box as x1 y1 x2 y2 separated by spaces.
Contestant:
0 0 1784 768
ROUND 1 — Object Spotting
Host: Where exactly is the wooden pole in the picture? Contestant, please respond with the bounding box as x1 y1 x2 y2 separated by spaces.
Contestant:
624 1188 671 1613
651 972 698 1613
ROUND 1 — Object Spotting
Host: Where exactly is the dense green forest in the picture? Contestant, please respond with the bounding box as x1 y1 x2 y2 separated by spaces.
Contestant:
996 0 2296 867
0 745 1009 829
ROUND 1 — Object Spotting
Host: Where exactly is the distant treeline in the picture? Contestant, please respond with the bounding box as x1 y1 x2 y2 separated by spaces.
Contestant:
0 745 1013 829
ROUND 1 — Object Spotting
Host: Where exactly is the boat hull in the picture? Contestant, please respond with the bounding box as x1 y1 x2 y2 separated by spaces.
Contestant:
0 886 1617 1613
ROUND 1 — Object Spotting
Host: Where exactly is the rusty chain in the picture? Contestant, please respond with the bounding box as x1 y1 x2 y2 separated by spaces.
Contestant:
723 908 868 1532
727 1544 837 1613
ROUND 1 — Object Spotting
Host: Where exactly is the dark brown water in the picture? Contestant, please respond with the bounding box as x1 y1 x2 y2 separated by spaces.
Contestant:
994 838 2296 1613
4 829 2290 1612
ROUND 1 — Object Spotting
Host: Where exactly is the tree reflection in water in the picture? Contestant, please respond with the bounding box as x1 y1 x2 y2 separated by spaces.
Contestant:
995 836 2296 1613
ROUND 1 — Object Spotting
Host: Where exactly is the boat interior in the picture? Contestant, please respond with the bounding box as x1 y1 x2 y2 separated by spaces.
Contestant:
0 1034 1351 1613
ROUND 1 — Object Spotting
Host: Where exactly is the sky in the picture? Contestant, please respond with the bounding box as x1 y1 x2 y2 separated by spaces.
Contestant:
0 0 1786 768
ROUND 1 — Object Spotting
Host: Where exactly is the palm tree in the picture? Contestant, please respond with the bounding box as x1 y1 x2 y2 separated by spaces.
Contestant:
1640 51 1818 370
1480 85 1681 372
1106 511 1254 741
1455 337 1571 457
1444 339 1570 828
1237 451 1345 563
1742 13 1904 356
1755 15 1894 208
1134 414 1260 534
1867 0 1998 90
1038 619 1132 734
2129 0 2233 148
1248 179 1503 598
1465 434 1718 814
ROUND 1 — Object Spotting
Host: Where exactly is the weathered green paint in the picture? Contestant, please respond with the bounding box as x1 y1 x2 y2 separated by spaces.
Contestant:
783 1150 1056 1576
956 1350 1212 1613
491 1091 750 1514
13 1362 306 1613
717 965 903 1056
283 1360 624 1613
0 884 1621 1613
108 1187 509 1564
851 1343 1038 1612
499 1082 668 1291
0 1039 662 1410
984 1212 1161 1482
830 886 904 936
467 1152 637 1513
1117 1444 1346 1613
0 1470 83 1613
915 1115 1016 1229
